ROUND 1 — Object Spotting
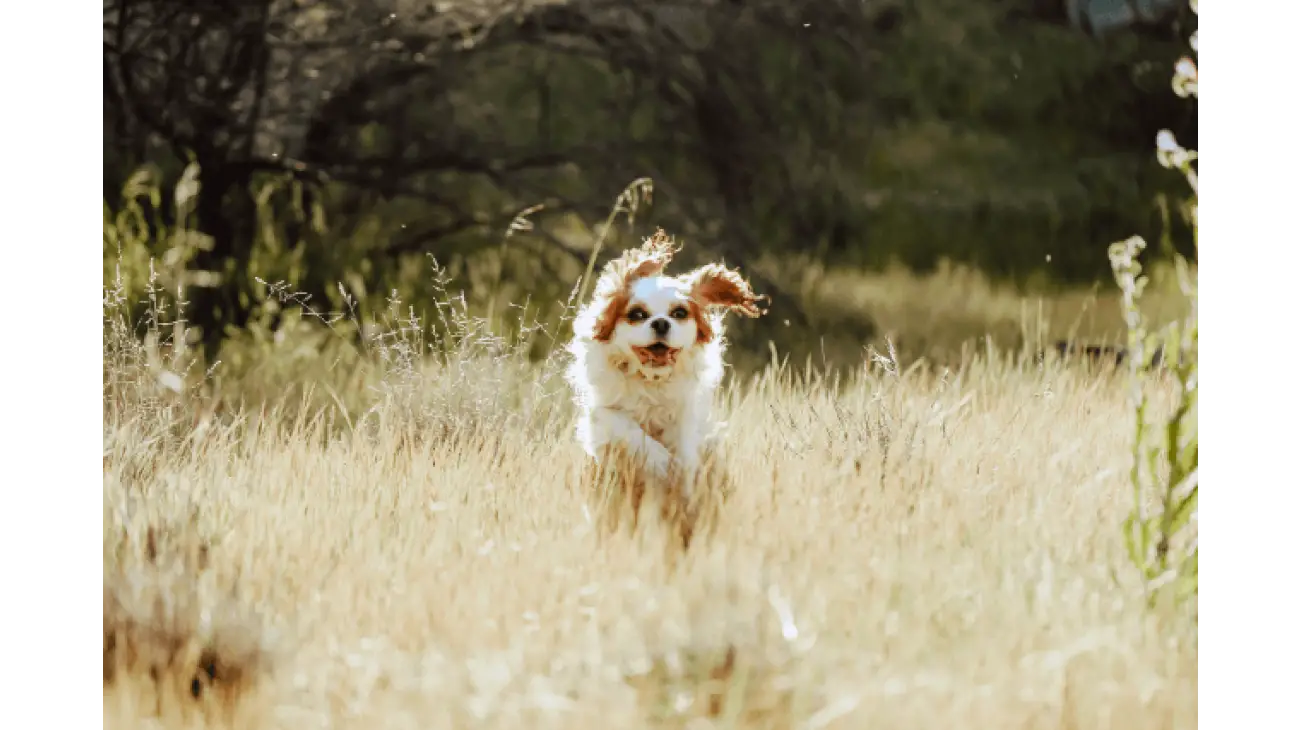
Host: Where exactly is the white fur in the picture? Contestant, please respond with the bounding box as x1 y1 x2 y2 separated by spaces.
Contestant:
565 275 729 485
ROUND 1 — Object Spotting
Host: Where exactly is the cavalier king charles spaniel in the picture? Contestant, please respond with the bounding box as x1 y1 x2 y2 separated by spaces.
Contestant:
565 230 765 489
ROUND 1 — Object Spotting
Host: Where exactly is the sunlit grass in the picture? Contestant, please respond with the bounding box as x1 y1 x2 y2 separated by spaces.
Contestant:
768 256 1194 368
104 268 1196 728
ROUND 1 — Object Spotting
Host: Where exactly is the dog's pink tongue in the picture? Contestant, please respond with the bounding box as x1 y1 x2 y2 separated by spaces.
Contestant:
634 345 678 367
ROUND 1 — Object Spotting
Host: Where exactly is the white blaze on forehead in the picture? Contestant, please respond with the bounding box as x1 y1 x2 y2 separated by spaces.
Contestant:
629 276 689 312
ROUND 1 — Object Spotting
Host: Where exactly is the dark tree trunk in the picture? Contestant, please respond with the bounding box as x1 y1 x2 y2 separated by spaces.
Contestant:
190 157 256 363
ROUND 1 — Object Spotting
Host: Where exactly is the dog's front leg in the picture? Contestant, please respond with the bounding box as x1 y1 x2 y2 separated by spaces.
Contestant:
663 422 708 499
588 407 673 478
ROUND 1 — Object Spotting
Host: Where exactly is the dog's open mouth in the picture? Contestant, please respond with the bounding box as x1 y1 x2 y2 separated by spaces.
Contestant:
632 342 679 367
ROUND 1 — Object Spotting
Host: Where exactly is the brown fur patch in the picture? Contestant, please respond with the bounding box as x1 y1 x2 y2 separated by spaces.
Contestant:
689 300 715 344
687 264 766 318
586 230 681 341
591 290 629 342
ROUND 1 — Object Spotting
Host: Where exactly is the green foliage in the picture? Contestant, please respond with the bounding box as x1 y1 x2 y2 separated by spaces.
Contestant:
104 161 222 448
103 160 592 431
105 0 1197 328
1109 1 1197 607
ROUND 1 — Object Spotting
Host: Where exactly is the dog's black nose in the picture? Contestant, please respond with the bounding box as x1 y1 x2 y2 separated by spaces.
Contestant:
650 318 671 337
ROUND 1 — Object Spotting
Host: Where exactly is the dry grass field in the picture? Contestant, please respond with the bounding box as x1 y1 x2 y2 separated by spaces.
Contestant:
103 262 1196 730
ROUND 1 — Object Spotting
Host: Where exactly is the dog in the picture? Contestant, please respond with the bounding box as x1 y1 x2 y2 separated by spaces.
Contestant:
564 229 765 492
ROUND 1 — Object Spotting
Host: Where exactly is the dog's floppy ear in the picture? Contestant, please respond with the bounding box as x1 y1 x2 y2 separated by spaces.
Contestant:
587 290 629 342
686 263 766 318
582 229 680 342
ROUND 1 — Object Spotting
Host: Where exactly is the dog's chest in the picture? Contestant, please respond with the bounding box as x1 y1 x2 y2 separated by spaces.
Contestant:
617 378 689 437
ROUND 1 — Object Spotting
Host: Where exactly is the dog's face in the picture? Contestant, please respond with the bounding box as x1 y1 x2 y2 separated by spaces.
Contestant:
616 276 701 368
577 230 765 375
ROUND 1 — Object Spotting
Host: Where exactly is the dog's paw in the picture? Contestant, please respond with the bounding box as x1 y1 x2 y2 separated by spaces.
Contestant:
638 441 674 479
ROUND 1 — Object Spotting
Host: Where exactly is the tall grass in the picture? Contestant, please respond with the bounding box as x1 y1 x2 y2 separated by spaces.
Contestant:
104 162 1195 728
1109 3 1198 607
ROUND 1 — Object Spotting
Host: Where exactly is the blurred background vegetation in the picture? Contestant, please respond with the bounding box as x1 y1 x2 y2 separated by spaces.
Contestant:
103 0 1198 375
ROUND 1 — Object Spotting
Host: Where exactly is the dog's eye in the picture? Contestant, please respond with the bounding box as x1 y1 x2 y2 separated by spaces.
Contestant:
627 308 648 322
671 307 689 319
